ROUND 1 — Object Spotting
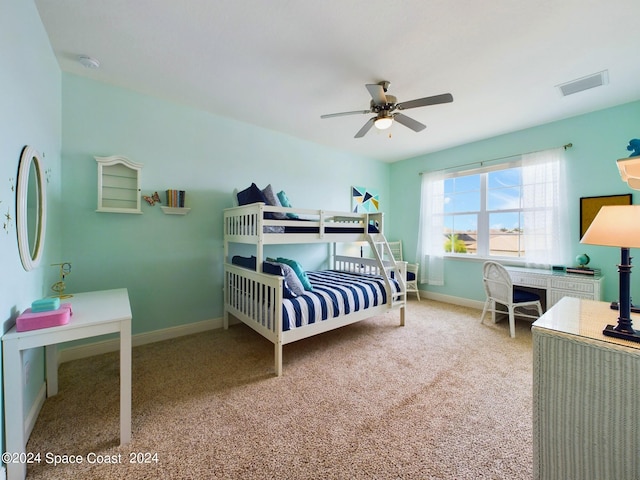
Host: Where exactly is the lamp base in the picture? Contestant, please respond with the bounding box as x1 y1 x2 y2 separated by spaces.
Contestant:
602 324 640 343
609 301 640 314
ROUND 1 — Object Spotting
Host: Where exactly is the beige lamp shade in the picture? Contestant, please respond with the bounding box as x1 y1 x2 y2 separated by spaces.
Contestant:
617 157 640 190
580 205 640 248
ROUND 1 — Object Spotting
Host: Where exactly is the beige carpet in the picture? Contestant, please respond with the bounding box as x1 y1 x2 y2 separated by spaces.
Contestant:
25 299 533 479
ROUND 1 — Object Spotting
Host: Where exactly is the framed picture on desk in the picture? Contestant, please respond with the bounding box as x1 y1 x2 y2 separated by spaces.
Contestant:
580 193 632 239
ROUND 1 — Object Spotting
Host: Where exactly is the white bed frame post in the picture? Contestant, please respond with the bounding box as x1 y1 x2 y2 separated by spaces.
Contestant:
275 281 284 376
223 267 230 330
256 204 264 270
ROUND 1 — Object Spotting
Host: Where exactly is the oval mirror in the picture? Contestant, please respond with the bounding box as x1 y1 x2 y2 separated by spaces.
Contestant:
16 146 47 271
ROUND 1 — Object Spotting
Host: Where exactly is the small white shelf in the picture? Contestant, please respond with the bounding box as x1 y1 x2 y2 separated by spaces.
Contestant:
160 206 191 215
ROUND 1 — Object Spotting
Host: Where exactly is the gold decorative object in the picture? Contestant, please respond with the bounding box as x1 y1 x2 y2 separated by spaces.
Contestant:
51 262 73 299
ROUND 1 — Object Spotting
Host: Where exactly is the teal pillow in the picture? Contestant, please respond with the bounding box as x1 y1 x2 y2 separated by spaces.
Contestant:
276 257 313 291
277 190 299 219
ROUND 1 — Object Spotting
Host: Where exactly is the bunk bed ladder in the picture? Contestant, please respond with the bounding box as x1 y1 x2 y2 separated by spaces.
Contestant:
366 233 407 307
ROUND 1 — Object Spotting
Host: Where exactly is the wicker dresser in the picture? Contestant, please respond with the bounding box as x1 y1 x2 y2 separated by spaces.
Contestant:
532 297 640 480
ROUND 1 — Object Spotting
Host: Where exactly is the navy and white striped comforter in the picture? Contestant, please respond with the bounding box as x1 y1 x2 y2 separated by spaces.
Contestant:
282 270 399 331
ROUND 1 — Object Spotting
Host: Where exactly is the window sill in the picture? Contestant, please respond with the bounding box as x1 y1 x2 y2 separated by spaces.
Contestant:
443 254 544 269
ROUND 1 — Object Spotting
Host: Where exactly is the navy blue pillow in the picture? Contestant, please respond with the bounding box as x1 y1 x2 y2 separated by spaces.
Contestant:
230 256 297 298
236 183 267 206
232 255 257 270
236 183 275 219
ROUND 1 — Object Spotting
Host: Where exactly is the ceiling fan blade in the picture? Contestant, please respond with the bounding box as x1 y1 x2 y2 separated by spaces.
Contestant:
354 118 375 138
321 110 371 119
394 113 426 132
397 93 453 110
365 83 388 105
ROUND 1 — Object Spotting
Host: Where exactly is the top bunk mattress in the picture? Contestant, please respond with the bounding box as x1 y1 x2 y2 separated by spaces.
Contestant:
224 202 382 240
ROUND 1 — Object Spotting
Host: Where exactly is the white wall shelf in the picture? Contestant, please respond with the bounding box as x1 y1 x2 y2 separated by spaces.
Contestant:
160 206 190 215
95 155 143 214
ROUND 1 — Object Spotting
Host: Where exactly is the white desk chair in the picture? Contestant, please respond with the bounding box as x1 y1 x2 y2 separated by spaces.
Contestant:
386 241 420 301
480 261 542 338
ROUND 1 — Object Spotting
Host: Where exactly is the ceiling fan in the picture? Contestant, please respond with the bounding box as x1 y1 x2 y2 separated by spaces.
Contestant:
320 81 453 138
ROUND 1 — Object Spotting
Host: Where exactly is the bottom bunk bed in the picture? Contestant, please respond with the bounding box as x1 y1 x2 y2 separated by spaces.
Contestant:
223 255 406 376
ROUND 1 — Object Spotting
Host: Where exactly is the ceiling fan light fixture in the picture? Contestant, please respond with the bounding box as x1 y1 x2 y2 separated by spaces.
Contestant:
374 116 393 130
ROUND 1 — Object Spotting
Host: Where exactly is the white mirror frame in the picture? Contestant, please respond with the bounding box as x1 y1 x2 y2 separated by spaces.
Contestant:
16 145 47 271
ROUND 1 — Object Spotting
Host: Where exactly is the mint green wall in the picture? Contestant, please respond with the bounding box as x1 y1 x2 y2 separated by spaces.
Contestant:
1 0 62 460
60 73 390 335
4 2 639 458
389 101 640 304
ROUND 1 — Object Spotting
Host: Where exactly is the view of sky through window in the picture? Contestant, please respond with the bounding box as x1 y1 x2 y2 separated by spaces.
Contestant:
443 166 525 257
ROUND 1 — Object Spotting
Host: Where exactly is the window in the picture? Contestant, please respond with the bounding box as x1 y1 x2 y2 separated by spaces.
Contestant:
417 148 569 285
444 163 525 258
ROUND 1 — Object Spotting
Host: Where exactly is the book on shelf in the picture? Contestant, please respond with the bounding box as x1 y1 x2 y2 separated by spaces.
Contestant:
165 189 186 208
565 267 601 276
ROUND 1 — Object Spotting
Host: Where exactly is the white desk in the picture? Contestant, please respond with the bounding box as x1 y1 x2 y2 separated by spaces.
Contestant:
532 298 640 479
2 289 132 480
506 266 603 309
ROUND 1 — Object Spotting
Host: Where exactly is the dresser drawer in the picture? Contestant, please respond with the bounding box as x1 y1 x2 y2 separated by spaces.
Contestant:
510 273 547 288
550 277 594 294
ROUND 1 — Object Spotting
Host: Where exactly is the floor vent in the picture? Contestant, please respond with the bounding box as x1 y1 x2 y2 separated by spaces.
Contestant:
557 70 608 96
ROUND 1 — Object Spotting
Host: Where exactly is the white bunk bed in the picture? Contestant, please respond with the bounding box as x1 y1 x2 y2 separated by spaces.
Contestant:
223 202 407 376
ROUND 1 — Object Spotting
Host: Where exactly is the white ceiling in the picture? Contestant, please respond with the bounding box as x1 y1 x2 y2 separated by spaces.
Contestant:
34 0 640 163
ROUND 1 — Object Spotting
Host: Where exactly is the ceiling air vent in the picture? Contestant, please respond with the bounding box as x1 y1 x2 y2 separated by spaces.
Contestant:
557 70 608 96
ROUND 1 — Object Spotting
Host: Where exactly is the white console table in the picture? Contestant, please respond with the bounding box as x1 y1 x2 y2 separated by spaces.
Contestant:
532 297 640 480
2 289 132 480
506 266 603 309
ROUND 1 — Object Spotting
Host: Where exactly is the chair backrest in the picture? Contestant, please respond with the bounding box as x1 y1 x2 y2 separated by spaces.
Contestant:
482 261 513 305
387 241 403 261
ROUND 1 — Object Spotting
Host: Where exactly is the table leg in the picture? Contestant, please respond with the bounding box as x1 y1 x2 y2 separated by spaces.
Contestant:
3 341 27 480
45 345 58 397
120 319 132 445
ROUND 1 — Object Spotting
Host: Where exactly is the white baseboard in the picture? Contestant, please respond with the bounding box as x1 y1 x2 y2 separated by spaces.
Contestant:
55 293 480 365
25 382 47 441
58 317 223 364
420 290 485 310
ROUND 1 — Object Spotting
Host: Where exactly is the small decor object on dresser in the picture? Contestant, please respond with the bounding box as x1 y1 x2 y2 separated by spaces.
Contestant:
16 303 72 332
627 138 640 157
51 262 73 299
566 253 601 275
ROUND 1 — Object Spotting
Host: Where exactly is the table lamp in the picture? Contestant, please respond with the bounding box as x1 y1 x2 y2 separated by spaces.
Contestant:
580 205 640 342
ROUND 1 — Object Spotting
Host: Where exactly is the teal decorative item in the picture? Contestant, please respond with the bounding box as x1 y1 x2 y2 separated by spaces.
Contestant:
576 253 590 267
627 138 640 157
